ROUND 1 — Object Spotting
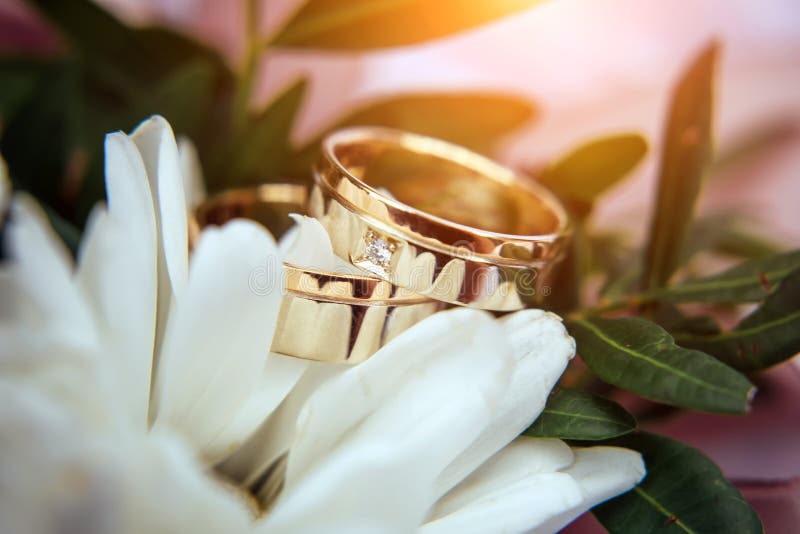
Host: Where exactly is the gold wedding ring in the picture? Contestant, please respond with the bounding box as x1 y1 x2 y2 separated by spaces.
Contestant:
195 184 441 364
310 127 571 311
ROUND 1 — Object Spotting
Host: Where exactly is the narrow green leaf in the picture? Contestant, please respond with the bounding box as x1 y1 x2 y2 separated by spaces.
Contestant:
713 121 798 173
568 316 754 414
210 79 308 190
137 59 217 137
539 133 647 206
524 387 636 440
675 268 800 372
646 249 800 303
641 42 719 291
594 432 763 534
711 229 782 260
681 213 782 263
285 92 535 179
270 0 546 50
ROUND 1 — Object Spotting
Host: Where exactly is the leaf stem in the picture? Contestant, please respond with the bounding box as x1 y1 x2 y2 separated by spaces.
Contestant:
633 487 697 534
232 0 262 134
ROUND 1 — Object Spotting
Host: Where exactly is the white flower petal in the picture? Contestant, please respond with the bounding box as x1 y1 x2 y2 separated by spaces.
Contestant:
264 398 489 534
421 473 582 534
532 446 646 534
4 195 96 348
0 268 20 322
130 116 189 364
119 429 255 534
425 439 642 534
153 220 285 462
201 353 308 461
0 341 117 431
276 224 299 258
0 379 107 534
217 360 342 486
76 131 158 426
0 380 253 534
429 438 575 520
131 116 189 298
282 214 364 275
280 308 514 522
435 309 576 497
177 135 206 209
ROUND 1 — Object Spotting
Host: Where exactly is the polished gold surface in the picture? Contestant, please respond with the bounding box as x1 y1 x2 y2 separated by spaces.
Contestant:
310 127 571 310
195 184 439 364
195 183 308 239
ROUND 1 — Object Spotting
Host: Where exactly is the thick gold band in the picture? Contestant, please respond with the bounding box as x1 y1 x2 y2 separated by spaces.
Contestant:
195 184 440 364
310 127 571 310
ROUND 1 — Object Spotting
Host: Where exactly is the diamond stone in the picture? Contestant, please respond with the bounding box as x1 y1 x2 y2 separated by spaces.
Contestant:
365 236 393 267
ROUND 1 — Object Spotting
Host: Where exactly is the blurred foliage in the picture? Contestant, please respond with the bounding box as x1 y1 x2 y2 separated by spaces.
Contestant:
4 1 798 530
282 92 536 181
2 0 233 227
644 249 800 304
269 0 547 50
681 212 782 262
674 268 800 372
641 41 718 292
538 133 648 218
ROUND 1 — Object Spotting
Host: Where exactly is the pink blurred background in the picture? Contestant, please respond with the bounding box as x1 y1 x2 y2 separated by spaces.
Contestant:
87 0 800 248
3 0 799 530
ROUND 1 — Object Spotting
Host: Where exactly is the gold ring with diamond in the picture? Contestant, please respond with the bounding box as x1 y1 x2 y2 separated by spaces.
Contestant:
194 184 441 364
309 127 571 311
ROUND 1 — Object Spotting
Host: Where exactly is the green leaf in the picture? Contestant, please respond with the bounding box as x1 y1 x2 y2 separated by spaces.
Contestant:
270 0 546 50
539 133 647 207
646 249 800 304
0 61 45 126
594 432 762 534
589 232 641 300
681 213 782 263
1 60 82 219
209 79 308 190
713 120 798 174
524 387 636 440
641 41 719 291
568 316 754 414
20 0 234 227
29 0 231 89
285 92 535 179
136 59 217 137
657 309 721 339
675 268 800 372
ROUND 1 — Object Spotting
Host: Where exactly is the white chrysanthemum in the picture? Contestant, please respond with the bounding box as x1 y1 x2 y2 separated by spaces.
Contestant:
0 116 644 534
